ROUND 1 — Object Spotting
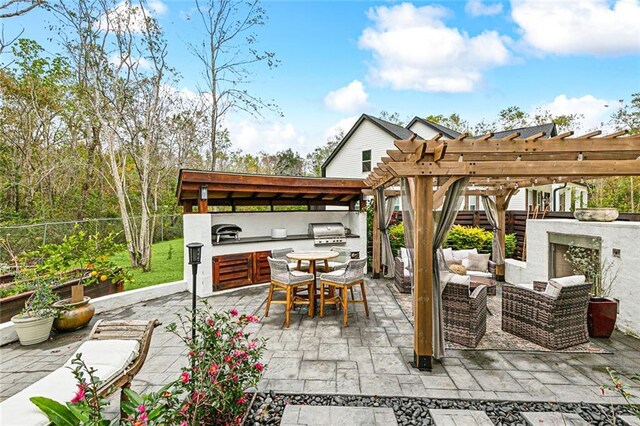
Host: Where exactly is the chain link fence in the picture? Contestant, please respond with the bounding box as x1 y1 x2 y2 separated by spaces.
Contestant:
0 215 183 262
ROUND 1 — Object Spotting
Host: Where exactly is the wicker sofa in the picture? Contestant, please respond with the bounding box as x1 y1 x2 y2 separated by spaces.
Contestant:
442 273 488 348
502 275 592 350
394 247 496 294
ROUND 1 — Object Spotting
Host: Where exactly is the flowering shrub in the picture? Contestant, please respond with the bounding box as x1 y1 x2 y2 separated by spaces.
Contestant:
164 302 266 425
32 304 266 425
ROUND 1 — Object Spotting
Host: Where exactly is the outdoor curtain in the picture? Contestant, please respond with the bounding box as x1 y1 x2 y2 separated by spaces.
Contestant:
376 187 398 278
481 196 504 265
400 177 468 360
432 177 469 359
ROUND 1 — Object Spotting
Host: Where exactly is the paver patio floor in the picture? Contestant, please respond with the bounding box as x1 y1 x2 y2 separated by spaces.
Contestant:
2 277 639 405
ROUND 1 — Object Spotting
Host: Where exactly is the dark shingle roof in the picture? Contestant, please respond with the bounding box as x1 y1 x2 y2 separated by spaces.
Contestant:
366 114 415 140
481 122 558 139
407 117 462 139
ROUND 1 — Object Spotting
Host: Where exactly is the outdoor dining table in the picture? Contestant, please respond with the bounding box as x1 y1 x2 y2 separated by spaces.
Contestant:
286 250 339 280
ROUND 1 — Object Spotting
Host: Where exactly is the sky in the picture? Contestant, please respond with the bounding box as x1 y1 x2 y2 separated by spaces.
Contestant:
3 0 640 155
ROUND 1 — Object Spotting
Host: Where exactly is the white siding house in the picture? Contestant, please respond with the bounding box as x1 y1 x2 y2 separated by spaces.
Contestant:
322 114 589 212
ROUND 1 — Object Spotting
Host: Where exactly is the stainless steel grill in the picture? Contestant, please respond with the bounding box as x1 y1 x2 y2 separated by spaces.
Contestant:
308 222 346 246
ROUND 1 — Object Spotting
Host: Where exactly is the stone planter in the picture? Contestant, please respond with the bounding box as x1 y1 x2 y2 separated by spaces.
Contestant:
11 315 54 345
573 208 619 222
0 272 123 323
53 296 95 332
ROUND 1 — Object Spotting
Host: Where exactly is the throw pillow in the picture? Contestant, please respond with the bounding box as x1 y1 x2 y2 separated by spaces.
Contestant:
449 264 467 275
451 248 478 264
466 253 491 272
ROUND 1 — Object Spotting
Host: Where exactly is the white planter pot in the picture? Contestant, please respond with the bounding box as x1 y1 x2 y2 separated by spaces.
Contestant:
11 315 54 346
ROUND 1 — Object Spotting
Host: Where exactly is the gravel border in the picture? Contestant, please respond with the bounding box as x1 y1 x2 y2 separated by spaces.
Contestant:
245 392 636 425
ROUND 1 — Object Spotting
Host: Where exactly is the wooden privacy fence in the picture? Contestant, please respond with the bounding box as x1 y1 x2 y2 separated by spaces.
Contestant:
454 210 640 260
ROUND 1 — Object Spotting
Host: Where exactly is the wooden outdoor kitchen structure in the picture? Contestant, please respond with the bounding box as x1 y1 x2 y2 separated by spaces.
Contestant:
366 129 640 370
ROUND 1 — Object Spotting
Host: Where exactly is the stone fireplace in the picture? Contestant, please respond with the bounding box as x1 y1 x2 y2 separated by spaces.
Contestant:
548 233 601 279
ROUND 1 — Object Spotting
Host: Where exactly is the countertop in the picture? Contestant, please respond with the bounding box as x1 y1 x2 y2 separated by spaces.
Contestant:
212 233 360 245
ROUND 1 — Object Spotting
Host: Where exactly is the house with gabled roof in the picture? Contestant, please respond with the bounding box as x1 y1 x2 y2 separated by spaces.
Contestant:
321 113 588 212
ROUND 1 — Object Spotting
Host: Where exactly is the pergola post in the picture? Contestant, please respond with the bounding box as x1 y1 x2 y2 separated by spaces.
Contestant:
197 197 209 214
413 175 434 370
372 190 381 279
183 200 194 214
495 194 507 281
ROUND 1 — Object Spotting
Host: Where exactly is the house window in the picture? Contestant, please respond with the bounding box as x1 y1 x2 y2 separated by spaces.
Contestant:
362 150 371 172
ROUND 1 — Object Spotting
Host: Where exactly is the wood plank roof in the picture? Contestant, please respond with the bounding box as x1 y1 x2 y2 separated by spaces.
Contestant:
177 169 366 209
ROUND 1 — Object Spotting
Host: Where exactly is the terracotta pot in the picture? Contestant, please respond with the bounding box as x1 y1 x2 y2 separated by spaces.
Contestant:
587 297 618 338
11 315 54 345
53 297 95 332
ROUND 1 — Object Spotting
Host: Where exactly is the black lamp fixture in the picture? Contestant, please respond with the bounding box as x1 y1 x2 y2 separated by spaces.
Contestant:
186 242 204 342
199 184 208 201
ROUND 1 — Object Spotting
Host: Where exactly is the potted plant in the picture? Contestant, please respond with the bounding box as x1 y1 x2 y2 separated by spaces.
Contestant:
565 245 619 338
11 277 59 345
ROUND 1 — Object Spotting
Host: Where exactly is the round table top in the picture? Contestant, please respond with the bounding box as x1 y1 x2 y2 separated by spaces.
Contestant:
286 251 339 261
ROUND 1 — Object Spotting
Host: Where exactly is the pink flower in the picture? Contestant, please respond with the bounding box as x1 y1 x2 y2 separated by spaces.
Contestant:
206 318 214 327
208 363 220 375
237 396 247 405
247 315 259 323
254 362 264 372
70 382 87 403
233 349 246 358
215 329 221 338
248 340 258 349
188 350 195 357
224 355 233 363
180 422 188 426
137 404 146 413
180 372 190 384
230 308 238 317
191 391 205 403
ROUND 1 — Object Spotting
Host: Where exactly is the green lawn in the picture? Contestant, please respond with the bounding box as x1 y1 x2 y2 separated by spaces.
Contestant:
112 238 184 291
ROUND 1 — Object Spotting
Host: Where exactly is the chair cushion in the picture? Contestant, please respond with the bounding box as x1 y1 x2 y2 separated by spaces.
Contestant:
544 281 562 298
400 247 410 264
467 253 491 272
448 274 471 285
466 270 492 278
288 270 314 283
452 249 477 264
1 339 140 426
549 275 586 287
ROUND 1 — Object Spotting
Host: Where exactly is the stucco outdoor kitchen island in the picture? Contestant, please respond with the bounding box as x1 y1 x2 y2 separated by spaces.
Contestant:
177 170 367 296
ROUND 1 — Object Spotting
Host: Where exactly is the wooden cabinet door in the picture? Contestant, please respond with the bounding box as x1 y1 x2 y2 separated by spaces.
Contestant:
253 251 271 284
213 253 253 291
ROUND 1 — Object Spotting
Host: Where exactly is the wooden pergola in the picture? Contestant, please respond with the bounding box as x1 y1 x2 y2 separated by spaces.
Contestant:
366 129 640 370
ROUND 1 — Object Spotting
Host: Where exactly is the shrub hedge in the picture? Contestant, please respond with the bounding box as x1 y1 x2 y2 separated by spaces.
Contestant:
384 223 516 258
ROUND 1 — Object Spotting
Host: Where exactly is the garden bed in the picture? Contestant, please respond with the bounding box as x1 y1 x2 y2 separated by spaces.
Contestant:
0 270 123 323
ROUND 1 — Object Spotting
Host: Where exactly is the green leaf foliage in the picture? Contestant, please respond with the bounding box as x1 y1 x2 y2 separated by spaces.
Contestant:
443 225 516 257
29 397 79 426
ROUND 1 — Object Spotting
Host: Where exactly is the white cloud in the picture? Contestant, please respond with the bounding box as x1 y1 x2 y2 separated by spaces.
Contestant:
465 0 503 16
324 81 370 113
511 0 640 56
109 53 152 70
536 94 615 133
99 1 166 33
358 3 511 93
148 0 167 15
324 115 359 140
225 118 307 154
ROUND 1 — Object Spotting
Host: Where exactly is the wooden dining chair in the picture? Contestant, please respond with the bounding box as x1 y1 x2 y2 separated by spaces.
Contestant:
265 257 316 327
319 258 368 327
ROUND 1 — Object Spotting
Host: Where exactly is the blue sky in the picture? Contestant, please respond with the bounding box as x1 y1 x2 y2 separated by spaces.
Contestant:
3 0 640 154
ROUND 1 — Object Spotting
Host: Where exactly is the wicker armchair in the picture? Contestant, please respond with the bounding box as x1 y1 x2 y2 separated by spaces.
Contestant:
394 255 411 293
502 275 592 350
271 247 309 271
442 276 487 348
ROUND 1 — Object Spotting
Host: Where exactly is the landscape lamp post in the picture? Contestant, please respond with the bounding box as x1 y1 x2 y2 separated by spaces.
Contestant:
187 242 204 342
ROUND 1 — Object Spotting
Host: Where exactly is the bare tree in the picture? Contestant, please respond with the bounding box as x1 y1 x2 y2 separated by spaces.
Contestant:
190 0 278 171
0 0 45 55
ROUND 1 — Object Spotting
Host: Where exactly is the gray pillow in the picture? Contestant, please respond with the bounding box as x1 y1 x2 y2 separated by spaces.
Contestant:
466 253 491 272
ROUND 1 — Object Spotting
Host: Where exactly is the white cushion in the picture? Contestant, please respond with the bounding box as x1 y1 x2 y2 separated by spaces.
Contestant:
461 258 470 268
448 274 471 285
467 270 493 278
403 267 411 278
442 247 453 261
452 249 477 263
549 275 586 287
400 248 409 264
515 283 535 290
1 339 140 426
